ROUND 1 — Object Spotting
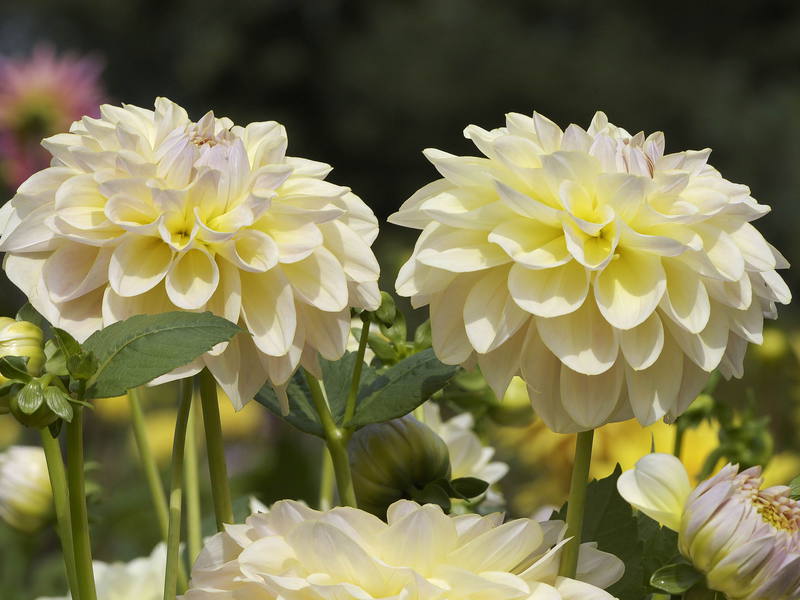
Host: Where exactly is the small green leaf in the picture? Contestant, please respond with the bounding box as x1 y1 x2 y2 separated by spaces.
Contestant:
450 477 489 499
349 349 459 428
16 381 45 414
790 475 800 500
44 339 69 376
255 374 323 437
412 481 451 513
367 333 396 362
52 328 82 360
44 386 74 422
0 355 31 382
650 563 704 594
84 311 241 399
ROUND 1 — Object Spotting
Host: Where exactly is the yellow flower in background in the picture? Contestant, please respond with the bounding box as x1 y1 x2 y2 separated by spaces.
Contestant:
618 455 800 600
0 445 52 532
390 111 790 433
0 97 380 409
184 499 623 600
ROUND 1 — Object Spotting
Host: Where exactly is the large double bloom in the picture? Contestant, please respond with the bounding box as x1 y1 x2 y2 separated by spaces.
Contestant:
390 111 790 432
0 98 380 408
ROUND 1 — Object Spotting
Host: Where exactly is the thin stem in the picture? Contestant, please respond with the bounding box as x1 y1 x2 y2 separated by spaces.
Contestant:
558 429 595 579
67 405 97 600
163 380 193 600
304 370 357 507
39 428 79 600
343 312 371 424
128 388 169 540
184 393 202 565
318 446 335 510
673 425 685 460
198 369 233 530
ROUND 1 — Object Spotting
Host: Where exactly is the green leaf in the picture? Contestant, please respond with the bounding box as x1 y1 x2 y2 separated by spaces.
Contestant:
349 349 459 428
254 373 323 437
83 311 241 399
16 381 45 414
53 327 97 380
44 386 73 422
790 475 800 500
44 339 68 376
450 477 489 499
378 309 406 346
0 355 31 382
320 352 379 425
367 332 396 362
650 563 704 594
411 481 451 513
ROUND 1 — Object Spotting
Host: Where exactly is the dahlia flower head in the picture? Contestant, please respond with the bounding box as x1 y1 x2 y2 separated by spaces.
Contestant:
0 98 380 408
0 45 106 187
38 543 166 600
0 445 52 532
618 453 800 600
183 499 623 600
390 111 790 433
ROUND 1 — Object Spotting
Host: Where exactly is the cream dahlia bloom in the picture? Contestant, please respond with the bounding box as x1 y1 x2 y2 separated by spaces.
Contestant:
183 499 623 600
0 445 51 532
423 402 509 506
38 543 166 600
0 98 380 408
618 453 800 600
390 111 790 432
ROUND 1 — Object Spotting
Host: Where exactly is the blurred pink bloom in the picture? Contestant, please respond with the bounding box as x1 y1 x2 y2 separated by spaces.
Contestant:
0 45 106 188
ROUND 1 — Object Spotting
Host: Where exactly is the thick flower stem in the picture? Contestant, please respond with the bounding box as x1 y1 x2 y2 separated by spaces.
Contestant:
66 405 97 600
318 446 335 510
184 395 202 564
197 369 233 530
128 388 169 540
558 429 595 579
163 380 193 600
343 312 371 424
39 427 80 600
305 371 358 508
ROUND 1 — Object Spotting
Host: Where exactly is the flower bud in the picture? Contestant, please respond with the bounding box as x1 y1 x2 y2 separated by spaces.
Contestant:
9 380 59 428
618 454 800 600
0 445 52 532
349 415 451 517
0 318 45 380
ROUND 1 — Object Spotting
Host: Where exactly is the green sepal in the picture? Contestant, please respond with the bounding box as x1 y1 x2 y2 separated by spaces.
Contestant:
0 355 31 382
650 563 704 595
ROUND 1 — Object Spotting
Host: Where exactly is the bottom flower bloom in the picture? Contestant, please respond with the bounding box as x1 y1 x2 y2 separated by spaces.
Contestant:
618 453 800 600
184 499 622 599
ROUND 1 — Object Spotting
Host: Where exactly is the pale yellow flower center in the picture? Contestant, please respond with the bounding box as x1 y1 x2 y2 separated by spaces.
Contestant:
753 495 800 533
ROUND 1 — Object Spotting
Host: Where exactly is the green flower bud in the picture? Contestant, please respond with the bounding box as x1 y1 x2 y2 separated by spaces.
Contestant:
349 415 451 518
0 318 45 381
9 380 58 428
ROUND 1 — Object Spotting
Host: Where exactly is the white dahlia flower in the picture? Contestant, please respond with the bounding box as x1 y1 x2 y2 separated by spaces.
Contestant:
37 543 166 600
0 444 51 532
0 98 380 408
618 453 800 600
183 499 623 600
389 111 790 432
423 402 509 506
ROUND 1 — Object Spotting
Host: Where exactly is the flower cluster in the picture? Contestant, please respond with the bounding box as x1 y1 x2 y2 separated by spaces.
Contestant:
618 453 800 599
390 111 790 432
183 499 622 600
0 98 380 408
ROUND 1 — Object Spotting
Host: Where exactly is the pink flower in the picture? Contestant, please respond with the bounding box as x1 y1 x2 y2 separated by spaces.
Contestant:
0 45 106 187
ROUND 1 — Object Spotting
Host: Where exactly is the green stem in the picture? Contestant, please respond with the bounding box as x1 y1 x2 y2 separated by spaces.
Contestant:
128 388 169 540
304 370 357 507
39 428 80 600
318 446 335 511
184 394 202 565
163 380 193 600
343 312 371 424
673 425 685 460
66 405 97 600
558 429 595 579
198 369 233 529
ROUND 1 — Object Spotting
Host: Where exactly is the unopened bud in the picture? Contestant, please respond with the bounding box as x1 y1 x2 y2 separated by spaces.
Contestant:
0 318 45 380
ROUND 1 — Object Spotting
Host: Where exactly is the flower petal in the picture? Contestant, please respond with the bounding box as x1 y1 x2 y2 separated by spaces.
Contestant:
616 453 691 531
240 268 296 356
464 266 527 353
282 248 348 312
619 311 664 370
594 250 666 330
165 248 220 310
624 333 683 425
109 236 174 298
509 261 589 318
559 361 624 429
